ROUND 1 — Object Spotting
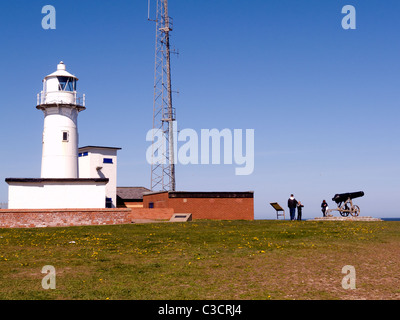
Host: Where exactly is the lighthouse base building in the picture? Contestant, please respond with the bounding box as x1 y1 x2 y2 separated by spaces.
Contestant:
5 144 121 209
6 178 108 209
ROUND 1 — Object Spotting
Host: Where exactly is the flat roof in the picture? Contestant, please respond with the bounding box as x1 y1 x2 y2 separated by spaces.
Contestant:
5 178 109 184
144 191 254 199
79 146 122 150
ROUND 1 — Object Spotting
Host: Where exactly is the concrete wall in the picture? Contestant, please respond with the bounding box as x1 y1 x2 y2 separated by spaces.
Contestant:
40 106 80 179
7 180 107 209
79 147 118 208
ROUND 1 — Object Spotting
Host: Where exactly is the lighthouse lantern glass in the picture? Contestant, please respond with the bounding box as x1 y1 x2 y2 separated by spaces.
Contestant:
57 76 76 92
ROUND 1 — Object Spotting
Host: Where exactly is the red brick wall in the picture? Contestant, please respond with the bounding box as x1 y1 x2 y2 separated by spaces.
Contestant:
0 198 253 227
143 192 170 209
143 193 254 220
169 197 253 220
0 208 132 228
128 208 174 220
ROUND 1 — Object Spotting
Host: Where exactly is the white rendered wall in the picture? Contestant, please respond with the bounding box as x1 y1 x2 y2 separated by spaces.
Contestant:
79 148 118 208
41 106 79 178
8 182 106 209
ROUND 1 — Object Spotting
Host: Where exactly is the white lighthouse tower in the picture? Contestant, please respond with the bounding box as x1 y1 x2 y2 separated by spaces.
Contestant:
36 61 86 178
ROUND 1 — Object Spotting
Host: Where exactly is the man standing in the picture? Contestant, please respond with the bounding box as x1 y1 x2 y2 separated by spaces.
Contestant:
288 194 298 221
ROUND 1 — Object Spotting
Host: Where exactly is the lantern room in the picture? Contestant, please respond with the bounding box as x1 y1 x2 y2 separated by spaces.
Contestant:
38 61 83 106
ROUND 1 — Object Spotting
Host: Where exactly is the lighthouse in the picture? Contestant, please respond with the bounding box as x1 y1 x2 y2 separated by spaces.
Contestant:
5 61 121 210
36 61 86 178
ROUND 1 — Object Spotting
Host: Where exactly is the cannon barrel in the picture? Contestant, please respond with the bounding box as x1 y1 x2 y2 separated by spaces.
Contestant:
332 191 364 204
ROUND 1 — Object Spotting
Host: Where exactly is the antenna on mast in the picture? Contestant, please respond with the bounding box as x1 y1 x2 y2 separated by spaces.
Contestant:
147 0 155 21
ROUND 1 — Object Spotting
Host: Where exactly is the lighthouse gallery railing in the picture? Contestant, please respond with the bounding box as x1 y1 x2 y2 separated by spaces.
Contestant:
37 91 85 107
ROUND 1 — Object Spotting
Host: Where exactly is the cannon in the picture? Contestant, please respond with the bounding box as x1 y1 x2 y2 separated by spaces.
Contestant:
326 191 364 217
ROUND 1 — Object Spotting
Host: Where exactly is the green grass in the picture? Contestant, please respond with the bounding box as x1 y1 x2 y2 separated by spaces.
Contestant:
0 220 399 300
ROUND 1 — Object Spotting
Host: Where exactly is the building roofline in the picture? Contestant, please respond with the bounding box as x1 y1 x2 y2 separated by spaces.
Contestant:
79 146 122 151
5 178 109 184
143 191 254 198
117 186 150 189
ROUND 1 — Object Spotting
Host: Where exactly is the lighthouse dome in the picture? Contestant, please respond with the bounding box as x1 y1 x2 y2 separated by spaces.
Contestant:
44 61 79 80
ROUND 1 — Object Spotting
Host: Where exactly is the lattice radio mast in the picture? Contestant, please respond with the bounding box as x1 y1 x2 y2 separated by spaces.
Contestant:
148 0 176 191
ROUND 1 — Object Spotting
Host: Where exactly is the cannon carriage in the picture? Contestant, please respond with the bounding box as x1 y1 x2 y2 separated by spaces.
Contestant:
325 191 364 217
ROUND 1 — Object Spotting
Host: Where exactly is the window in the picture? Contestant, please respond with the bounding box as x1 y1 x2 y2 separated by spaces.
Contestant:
57 76 76 92
103 158 113 164
62 131 69 142
78 152 88 157
149 202 154 209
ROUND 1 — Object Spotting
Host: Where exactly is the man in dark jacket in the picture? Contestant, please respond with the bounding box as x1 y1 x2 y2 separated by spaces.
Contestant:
288 194 298 220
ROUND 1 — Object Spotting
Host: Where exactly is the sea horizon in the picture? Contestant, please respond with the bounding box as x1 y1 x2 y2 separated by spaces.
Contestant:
258 217 400 221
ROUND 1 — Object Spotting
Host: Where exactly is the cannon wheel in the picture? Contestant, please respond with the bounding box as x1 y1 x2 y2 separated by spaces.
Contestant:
339 203 350 217
339 210 350 217
351 205 360 217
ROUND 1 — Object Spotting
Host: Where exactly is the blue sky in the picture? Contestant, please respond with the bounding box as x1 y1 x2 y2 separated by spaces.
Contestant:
0 0 399 219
